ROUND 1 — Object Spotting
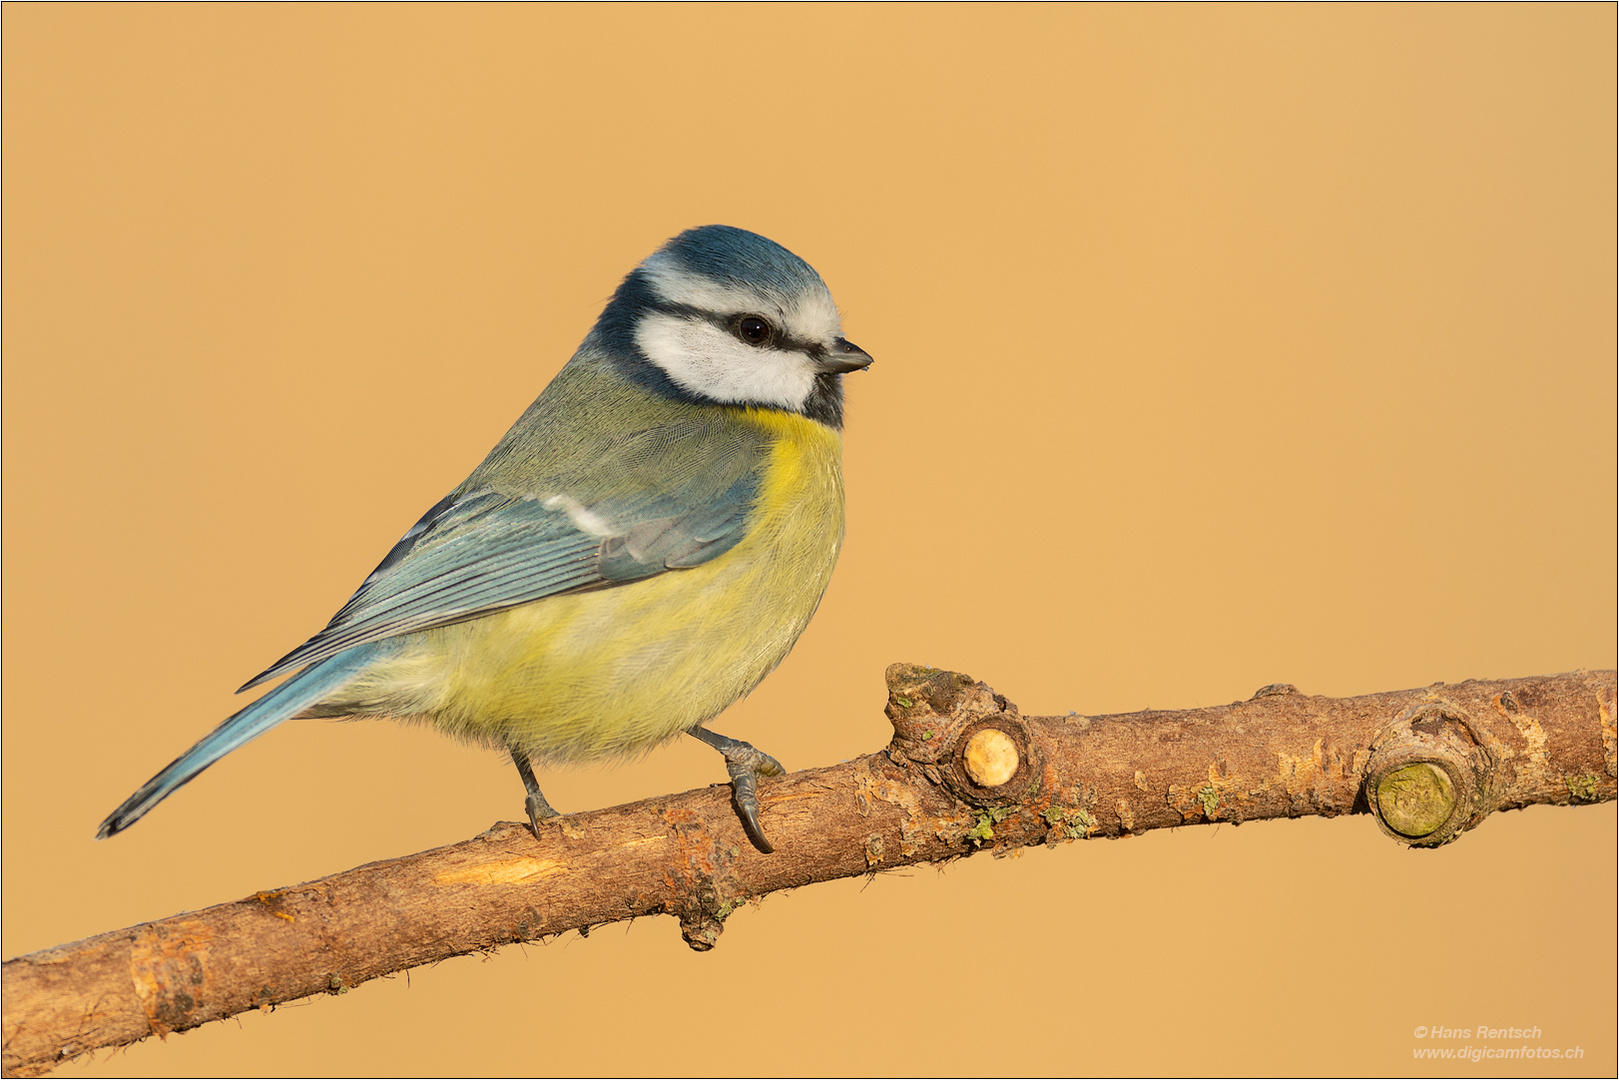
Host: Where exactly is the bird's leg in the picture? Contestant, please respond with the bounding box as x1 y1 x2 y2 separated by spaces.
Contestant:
509 747 560 837
688 726 784 854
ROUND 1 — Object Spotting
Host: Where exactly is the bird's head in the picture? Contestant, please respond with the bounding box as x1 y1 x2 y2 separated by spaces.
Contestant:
592 225 873 428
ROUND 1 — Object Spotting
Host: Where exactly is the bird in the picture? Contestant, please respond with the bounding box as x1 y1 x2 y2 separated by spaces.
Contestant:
97 224 872 853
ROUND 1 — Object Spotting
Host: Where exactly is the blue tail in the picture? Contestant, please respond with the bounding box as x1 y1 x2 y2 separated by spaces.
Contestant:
96 643 388 838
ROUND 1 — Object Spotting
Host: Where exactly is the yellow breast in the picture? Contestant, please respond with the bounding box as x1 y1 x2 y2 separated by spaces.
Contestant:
348 408 846 763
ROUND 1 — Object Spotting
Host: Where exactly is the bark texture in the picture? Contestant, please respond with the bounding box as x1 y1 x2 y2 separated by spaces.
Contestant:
5 666 1614 1077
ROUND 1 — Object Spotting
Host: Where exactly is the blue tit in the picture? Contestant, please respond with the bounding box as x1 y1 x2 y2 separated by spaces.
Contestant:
98 224 872 853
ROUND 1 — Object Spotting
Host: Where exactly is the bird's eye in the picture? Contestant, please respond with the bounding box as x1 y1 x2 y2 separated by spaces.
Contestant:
734 315 773 347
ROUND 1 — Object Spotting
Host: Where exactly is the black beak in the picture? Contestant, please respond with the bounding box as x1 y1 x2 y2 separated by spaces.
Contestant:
817 337 874 374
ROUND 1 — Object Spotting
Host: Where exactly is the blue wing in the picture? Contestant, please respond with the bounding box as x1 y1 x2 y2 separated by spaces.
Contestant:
238 466 759 692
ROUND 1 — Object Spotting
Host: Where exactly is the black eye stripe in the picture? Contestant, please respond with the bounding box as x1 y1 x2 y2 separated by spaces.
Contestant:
646 301 817 354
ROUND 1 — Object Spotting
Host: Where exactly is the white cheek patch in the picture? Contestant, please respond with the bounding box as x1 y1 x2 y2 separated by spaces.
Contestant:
635 312 817 411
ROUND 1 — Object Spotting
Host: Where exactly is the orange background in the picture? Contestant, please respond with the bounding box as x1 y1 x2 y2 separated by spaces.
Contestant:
4 6 1614 1076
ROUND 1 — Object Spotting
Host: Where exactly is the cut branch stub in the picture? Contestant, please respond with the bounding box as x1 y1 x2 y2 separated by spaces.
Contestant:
1365 701 1493 846
883 663 1043 809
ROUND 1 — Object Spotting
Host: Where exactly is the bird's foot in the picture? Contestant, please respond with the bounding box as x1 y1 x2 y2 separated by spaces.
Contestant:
510 747 562 839
524 789 562 836
689 727 784 853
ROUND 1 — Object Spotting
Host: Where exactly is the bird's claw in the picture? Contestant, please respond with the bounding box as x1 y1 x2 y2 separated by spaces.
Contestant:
687 727 784 853
524 789 561 837
511 747 562 838
718 741 783 854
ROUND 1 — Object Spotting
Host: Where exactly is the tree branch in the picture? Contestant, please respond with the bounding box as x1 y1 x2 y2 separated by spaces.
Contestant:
4 665 1614 1077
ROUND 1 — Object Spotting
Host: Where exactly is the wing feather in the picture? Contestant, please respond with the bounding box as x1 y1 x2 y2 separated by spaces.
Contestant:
239 454 760 692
